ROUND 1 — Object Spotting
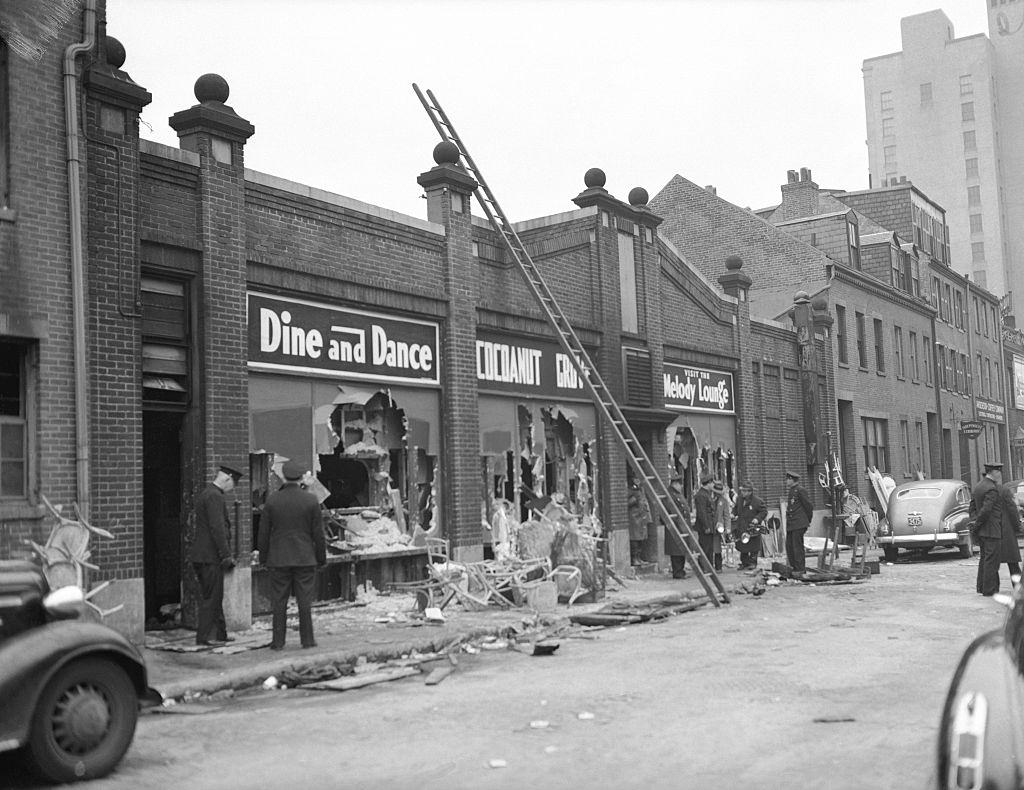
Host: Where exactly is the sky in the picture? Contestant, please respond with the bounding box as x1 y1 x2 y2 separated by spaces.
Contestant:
108 0 991 224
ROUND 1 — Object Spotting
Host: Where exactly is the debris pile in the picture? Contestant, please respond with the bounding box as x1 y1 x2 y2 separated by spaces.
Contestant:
325 509 412 555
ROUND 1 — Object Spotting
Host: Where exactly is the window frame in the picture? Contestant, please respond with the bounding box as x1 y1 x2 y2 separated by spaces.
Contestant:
0 341 32 501
862 417 889 473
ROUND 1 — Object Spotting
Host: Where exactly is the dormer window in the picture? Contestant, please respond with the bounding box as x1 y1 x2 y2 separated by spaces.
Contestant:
847 219 861 270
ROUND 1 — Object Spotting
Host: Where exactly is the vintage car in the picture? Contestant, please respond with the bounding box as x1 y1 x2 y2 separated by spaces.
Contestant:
877 479 974 563
0 560 161 783
936 583 1024 789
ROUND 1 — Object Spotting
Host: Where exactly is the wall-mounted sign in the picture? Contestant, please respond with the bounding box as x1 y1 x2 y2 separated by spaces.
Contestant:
247 292 440 385
475 331 588 398
976 399 1005 422
663 362 735 414
959 419 983 439
1014 355 1024 411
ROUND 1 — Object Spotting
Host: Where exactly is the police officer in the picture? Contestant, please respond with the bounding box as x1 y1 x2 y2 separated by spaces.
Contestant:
784 470 813 573
970 461 1021 596
189 463 243 646
733 480 768 571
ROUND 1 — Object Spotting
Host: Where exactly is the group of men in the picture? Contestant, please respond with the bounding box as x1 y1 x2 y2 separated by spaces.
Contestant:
188 459 326 649
970 461 1022 596
663 469 813 578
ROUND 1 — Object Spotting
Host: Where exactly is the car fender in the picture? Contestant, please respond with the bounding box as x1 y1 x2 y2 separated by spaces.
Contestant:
0 621 154 753
936 630 1024 789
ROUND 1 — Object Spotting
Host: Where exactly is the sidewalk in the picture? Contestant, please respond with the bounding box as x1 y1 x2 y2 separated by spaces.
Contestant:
144 568 746 701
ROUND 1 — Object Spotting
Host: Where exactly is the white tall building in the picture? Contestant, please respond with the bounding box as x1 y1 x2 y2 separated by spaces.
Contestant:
863 4 1024 313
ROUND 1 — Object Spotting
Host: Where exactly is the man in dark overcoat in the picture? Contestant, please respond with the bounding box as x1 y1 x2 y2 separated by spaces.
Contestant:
258 459 326 649
971 461 1021 595
664 475 691 579
733 480 768 571
784 470 813 573
189 463 243 646
693 473 717 574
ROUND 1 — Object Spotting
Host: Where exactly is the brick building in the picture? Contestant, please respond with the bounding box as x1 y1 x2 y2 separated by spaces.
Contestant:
2 2 816 641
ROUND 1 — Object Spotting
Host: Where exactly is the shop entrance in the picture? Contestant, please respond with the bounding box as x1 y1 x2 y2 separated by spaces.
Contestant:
143 410 184 622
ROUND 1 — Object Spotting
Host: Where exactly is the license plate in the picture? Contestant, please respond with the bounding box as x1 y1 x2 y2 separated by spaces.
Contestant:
907 515 923 527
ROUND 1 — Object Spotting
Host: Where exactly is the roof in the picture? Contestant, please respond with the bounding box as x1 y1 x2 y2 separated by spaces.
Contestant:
650 174 831 306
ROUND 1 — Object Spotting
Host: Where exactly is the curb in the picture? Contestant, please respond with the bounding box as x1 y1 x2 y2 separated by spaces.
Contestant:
153 623 516 700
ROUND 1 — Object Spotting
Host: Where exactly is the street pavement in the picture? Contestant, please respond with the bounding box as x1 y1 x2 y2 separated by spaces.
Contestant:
2 550 1011 789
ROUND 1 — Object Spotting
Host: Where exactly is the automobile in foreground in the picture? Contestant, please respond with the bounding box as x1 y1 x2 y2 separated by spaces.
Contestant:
936 581 1024 789
877 479 974 563
0 560 161 783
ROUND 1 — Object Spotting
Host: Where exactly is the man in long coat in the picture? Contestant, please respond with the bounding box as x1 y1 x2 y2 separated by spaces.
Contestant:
258 460 327 649
189 463 243 645
971 462 1021 595
664 475 691 578
784 470 813 573
733 480 768 571
693 473 717 574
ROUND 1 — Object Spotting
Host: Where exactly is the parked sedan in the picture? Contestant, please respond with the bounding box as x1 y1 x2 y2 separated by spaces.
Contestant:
877 479 974 563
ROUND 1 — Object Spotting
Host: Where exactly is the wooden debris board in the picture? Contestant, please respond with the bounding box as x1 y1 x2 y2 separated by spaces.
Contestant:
301 666 419 691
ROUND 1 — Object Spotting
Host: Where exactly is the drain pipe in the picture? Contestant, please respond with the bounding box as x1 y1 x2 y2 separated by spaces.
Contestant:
63 0 97 516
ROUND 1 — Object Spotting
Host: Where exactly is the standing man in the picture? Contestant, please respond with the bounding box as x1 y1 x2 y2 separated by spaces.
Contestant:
784 470 813 573
693 473 717 574
258 459 326 650
970 461 1019 596
733 480 768 571
664 474 691 579
627 477 652 566
189 463 243 646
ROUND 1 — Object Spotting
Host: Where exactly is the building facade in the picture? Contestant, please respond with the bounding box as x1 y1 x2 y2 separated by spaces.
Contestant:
1 1 820 640
862 6 1024 312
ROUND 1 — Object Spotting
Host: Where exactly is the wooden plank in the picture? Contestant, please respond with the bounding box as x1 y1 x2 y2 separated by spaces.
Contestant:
423 666 455 686
301 666 418 691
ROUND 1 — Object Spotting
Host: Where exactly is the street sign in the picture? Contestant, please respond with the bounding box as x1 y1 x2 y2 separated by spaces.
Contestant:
959 419 984 439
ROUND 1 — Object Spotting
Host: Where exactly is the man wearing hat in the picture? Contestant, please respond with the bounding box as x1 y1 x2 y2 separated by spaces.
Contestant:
784 470 813 572
970 461 1021 596
733 480 768 571
258 459 327 649
664 474 691 578
189 463 243 646
693 473 717 573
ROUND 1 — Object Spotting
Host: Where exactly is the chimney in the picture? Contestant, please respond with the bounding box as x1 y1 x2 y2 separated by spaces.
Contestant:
705 185 717 196
777 166 820 222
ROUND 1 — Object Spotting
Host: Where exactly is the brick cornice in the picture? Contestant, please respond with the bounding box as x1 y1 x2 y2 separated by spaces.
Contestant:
830 263 935 316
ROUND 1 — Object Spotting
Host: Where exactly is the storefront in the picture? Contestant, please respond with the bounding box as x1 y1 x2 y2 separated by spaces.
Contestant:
976 398 1007 469
663 362 738 501
475 331 600 552
246 292 442 603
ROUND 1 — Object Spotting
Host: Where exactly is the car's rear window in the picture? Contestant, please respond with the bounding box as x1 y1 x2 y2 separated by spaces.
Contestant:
895 487 943 500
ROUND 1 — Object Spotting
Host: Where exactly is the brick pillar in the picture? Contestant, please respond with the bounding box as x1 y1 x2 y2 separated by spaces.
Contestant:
417 142 482 561
83 34 151 640
718 256 755 487
170 74 254 628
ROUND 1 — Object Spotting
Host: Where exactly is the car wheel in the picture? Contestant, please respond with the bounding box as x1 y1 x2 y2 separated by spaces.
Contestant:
959 534 973 559
26 657 138 783
883 546 898 563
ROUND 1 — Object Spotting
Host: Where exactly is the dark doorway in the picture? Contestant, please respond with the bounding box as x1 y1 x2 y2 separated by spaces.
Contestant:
958 433 973 487
942 428 954 479
143 411 184 621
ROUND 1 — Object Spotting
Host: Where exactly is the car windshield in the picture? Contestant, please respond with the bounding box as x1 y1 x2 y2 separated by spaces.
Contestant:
895 487 944 500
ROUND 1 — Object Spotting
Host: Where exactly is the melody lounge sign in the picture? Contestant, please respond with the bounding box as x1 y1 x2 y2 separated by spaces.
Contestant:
663 362 735 414
247 292 440 384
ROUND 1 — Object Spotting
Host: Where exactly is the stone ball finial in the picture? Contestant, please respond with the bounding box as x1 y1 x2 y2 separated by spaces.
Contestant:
794 290 810 303
584 168 606 189
433 140 460 166
628 187 649 207
195 73 230 104
724 255 743 271
104 36 126 69
811 295 829 311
